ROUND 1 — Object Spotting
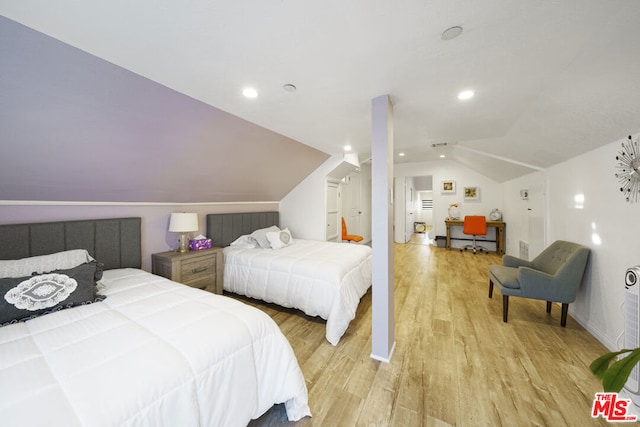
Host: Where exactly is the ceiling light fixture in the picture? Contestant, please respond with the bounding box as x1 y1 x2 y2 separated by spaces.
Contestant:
458 89 475 100
344 145 352 152
440 154 446 158
441 26 463 41
283 84 297 92
242 87 258 98
399 152 405 157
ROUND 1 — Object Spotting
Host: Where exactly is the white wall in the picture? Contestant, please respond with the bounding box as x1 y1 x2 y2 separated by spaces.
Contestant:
414 176 433 192
500 171 548 258
280 155 344 241
281 155 373 243
395 160 503 238
501 133 640 351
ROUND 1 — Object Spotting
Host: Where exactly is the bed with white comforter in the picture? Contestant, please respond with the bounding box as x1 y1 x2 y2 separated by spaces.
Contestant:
224 239 372 345
0 268 310 426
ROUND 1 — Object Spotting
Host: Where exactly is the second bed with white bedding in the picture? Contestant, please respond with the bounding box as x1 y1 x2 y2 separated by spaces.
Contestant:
224 239 372 345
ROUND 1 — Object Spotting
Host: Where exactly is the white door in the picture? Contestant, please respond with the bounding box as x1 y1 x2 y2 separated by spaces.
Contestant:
342 171 362 238
360 162 372 242
394 178 406 243
405 177 415 242
326 180 340 241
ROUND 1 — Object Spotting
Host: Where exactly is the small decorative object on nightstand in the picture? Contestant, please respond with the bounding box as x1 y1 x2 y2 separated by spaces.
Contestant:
152 247 223 294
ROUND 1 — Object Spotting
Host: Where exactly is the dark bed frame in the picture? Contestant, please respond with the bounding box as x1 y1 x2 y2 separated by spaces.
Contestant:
206 212 279 247
0 217 141 270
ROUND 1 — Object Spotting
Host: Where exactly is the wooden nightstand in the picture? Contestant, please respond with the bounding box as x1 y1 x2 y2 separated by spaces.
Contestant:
152 247 223 294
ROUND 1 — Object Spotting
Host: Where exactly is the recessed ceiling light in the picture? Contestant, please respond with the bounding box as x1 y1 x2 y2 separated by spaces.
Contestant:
399 152 405 157
283 84 297 92
440 154 446 158
458 89 475 100
344 145 352 152
441 26 463 41
242 87 258 98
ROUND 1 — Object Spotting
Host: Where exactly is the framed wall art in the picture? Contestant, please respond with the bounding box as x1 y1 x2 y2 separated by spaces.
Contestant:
464 186 480 200
441 180 456 194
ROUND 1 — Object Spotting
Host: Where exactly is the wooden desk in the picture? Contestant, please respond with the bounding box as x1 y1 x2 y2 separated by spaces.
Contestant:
445 219 506 254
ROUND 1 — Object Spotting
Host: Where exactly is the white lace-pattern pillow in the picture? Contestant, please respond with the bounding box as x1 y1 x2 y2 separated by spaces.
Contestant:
266 228 293 250
0 249 95 278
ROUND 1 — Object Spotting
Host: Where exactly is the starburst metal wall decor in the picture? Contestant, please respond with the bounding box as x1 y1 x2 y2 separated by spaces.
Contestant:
615 134 640 203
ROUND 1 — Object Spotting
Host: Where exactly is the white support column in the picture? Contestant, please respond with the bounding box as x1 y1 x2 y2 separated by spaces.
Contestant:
370 94 395 362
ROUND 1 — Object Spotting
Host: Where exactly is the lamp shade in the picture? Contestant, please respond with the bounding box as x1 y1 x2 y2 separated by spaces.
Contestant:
168 213 198 233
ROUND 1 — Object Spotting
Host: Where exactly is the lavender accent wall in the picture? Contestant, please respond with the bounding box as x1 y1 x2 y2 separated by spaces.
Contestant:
0 17 328 203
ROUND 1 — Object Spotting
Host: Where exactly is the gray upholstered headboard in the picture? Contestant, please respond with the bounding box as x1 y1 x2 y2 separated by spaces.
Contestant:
0 217 142 270
206 212 279 247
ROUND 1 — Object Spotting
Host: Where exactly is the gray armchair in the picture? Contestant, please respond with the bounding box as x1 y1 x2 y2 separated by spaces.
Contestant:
488 240 590 326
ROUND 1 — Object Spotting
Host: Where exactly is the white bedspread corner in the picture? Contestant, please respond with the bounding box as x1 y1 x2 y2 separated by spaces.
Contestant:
0 268 310 426
224 239 372 345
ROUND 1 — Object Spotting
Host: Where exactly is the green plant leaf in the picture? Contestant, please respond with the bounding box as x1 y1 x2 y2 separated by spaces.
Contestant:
602 348 640 392
590 349 632 379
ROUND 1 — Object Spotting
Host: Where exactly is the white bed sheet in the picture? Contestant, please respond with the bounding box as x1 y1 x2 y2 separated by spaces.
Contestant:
0 268 310 426
224 239 372 345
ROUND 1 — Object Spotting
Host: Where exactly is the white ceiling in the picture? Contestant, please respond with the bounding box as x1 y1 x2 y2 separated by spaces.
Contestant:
2 0 640 183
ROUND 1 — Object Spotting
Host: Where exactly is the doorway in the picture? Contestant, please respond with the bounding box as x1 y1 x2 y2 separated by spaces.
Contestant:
326 179 340 242
341 170 362 240
394 175 434 244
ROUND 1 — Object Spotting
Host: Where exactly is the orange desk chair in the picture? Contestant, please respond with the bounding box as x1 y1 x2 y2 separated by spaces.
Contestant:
460 215 487 254
342 217 363 243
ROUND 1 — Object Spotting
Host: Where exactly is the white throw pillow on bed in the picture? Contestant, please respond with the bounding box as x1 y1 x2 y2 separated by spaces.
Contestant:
230 234 258 249
0 249 95 278
267 228 293 250
251 225 280 249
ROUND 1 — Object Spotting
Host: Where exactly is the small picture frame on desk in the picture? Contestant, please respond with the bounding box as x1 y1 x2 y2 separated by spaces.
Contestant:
441 180 456 194
464 186 480 200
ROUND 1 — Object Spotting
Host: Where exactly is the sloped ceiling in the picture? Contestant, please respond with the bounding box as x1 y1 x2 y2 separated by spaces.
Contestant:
0 17 328 203
2 1 640 201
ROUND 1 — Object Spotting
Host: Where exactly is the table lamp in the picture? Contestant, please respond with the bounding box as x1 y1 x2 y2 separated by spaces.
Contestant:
169 213 198 252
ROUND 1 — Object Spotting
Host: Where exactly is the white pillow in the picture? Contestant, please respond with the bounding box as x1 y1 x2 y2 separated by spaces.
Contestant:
0 249 95 279
267 228 293 250
230 234 258 249
251 225 280 249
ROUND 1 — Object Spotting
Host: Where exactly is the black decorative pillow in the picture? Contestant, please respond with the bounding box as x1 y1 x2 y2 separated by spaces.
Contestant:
0 261 105 326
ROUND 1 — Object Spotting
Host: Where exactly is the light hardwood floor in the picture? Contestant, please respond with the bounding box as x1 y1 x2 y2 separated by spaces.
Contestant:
239 236 615 426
